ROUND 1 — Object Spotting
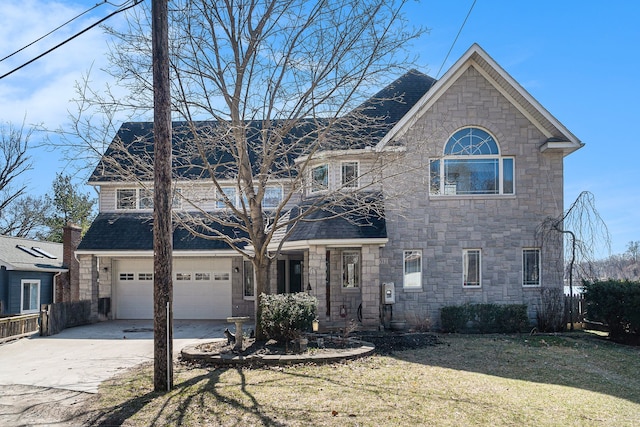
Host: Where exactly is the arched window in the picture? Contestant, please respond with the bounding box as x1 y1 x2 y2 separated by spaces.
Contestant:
430 127 514 195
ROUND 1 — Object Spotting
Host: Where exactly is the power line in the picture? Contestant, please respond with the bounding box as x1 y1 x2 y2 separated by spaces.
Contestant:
0 0 143 81
0 1 107 64
435 0 477 79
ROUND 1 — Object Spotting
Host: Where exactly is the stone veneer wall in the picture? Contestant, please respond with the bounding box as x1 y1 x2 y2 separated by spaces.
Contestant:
78 254 99 321
380 65 565 328
231 257 254 317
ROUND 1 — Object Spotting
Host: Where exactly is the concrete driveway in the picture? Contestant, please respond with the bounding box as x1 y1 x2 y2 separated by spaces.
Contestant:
0 320 229 393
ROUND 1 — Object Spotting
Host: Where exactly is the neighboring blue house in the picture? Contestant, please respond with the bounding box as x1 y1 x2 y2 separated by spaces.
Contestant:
0 235 66 316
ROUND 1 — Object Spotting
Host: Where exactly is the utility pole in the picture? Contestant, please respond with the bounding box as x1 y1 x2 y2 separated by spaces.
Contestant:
152 0 173 392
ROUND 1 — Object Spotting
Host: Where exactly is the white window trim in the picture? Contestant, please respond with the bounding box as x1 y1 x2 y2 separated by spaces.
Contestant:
429 127 515 197
115 188 138 210
403 250 423 289
340 160 360 189
430 157 515 196
216 186 238 209
263 185 284 209
463 249 482 288
522 248 541 287
310 164 329 194
20 279 41 314
115 187 182 210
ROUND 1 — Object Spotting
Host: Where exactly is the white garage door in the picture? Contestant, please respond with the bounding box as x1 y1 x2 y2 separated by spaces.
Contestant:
115 258 232 320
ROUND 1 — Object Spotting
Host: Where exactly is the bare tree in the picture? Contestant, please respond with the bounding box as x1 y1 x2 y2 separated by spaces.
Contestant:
537 191 610 329
0 195 50 238
0 121 33 216
58 0 426 338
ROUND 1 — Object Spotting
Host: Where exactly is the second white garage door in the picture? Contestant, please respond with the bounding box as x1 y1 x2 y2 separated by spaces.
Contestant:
115 257 233 320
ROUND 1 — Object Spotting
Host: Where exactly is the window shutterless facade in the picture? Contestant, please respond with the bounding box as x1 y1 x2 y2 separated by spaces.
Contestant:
403 250 422 289
341 161 359 188
311 164 329 193
430 127 514 196
463 249 481 287
522 248 541 286
21 280 40 313
116 187 181 210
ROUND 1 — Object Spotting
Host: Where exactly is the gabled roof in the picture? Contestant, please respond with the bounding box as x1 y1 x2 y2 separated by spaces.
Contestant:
76 213 247 253
0 235 66 272
376 44 583 156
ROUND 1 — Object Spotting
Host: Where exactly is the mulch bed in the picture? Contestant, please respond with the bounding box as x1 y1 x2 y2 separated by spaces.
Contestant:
192 331 442 358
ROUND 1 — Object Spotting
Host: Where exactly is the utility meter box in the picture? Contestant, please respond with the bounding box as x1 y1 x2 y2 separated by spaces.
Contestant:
383 282 395 304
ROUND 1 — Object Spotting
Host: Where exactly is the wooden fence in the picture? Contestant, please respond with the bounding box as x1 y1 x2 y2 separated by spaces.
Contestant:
40 300 91 336
564 294 586 324
0 313 40 343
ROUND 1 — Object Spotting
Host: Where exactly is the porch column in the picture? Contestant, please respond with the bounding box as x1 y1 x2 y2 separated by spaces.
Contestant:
360 245 381 328
78 254 99 321
307 245 327 322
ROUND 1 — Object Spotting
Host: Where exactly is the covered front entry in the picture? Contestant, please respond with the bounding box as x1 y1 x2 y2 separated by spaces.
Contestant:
276 257 304 294
114 257 232 319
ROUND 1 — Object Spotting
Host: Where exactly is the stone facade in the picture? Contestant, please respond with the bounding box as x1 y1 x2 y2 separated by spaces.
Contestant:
380 65 566 327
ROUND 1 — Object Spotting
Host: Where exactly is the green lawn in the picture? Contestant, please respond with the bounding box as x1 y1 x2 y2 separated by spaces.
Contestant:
82 332 640 426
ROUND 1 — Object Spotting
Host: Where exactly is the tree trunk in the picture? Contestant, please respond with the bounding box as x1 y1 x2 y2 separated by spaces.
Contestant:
152 0 173 392
253 254 271 340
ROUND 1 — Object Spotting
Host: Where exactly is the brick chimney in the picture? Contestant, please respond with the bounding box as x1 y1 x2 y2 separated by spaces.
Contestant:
63 223 82 302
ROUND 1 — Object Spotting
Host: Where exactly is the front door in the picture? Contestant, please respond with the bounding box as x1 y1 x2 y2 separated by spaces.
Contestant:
289 260 303 293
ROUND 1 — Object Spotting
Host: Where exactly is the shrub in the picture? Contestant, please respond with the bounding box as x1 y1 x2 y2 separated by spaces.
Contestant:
440 303 529 333
259 292 317 343
583 280 640 340
440 305 469 333
537 287 565 332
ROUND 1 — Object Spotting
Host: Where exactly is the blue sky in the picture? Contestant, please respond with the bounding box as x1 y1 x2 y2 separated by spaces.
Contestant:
0 0 638 256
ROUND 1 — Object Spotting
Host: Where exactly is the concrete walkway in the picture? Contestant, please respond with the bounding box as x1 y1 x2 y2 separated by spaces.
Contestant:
0 320 231 393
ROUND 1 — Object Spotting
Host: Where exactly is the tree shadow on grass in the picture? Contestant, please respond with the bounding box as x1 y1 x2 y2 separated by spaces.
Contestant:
391 331 640 406
83 366 287 427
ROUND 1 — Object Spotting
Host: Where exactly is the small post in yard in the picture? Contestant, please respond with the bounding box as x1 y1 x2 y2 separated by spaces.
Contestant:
152 0 173 392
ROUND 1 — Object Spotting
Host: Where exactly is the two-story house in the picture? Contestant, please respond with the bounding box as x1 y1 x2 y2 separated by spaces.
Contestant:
76 44 582 329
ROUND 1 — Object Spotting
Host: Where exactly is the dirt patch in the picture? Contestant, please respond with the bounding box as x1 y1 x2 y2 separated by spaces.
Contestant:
0 385 96 426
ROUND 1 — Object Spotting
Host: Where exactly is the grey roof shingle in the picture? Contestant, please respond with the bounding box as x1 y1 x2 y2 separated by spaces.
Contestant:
88 70 436 182
0 235 65 272
77 213 247 251
285 194 387 242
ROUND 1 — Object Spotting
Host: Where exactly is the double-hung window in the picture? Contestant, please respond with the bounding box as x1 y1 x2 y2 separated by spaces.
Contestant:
430 127 514 195
311 164 329 193
523 248 541 286
21 280 40 313
116 189 137 210
463 249 481 288
341 161 359 189
216 187 237 209
263 186 283 209
403 250 422 289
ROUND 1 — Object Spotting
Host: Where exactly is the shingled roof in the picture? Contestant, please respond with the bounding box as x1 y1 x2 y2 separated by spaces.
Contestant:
0 235 66 272
77 213 247 252
283 193 387 242
88 70 437 183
